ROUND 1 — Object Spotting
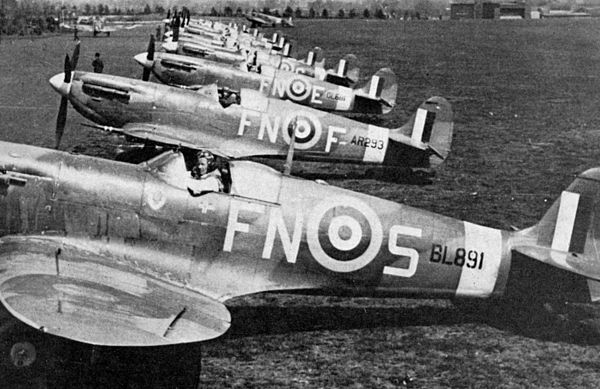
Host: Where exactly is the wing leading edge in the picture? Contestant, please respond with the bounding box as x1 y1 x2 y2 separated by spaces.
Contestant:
0 236 231 347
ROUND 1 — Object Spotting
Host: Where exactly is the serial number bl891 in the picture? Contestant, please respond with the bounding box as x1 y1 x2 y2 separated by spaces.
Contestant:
430 244 484 269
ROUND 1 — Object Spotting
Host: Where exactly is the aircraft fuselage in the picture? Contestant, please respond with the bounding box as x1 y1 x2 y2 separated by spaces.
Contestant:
0 141 515 300
56 72 440 167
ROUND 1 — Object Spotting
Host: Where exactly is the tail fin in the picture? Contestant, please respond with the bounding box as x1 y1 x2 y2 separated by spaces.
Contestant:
354 68 398 114
513 172 600 288
323 54 359 87
390 96 453 167
305 47 325 67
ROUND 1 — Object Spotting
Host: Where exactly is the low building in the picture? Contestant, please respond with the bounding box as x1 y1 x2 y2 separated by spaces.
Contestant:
450 0 528 19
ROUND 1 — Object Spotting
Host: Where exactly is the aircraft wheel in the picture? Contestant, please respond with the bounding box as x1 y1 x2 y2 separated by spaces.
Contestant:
0 323 52 385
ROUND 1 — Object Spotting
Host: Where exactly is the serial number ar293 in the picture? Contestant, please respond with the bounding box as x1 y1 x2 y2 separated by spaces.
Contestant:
430 244 484 269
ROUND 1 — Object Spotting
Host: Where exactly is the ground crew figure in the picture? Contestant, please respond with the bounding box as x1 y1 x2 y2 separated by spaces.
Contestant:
92 52 104 73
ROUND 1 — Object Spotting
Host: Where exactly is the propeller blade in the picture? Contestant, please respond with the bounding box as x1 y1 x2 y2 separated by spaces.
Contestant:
63 54 72 83
147 34 155 61
142 68 151 82
70 42 80 70
55 96 68 149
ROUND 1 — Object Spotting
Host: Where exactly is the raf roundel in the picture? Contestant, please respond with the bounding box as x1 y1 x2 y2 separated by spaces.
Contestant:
307 196 383 273
146 190 166 210
286 77 311 102
279 60 294 72
282 112 322 150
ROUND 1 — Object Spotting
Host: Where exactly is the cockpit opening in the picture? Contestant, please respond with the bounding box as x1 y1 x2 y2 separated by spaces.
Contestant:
183 150 231 195
144 149 282 203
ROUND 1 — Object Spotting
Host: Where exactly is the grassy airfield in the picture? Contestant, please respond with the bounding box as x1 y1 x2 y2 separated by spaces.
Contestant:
2 17 600 388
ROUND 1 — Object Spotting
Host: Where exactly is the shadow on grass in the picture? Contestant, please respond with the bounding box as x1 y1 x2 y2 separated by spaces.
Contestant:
225 298 600 346
226 302 462 338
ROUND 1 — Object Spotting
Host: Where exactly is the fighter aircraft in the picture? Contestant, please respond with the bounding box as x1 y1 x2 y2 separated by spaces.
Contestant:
161 26 324 76
60 16 140 37
49 56 452 170
246 10 294 28
161 35 356 87
2 137 600 384
135 44 396 114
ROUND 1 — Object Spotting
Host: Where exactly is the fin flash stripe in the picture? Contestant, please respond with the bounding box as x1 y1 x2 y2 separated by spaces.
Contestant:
551 191 592 254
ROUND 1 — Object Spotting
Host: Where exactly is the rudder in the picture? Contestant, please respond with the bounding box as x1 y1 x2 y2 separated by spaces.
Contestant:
354 68 398 114
389 96 453 167
513 169 600 288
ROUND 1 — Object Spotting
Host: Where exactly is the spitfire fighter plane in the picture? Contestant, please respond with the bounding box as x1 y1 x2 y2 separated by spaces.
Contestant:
135 43 396 114
49 58 452 170
2 135 600 383
161 29 329 80
246 10 295 28
60 16 140 37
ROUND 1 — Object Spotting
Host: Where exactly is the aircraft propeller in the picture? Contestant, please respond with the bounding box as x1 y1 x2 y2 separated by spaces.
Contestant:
141 35 155 81
53 43 79 149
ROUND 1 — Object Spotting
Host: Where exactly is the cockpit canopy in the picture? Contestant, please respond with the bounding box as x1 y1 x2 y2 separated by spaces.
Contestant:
229 160 280 203
143 151 282 203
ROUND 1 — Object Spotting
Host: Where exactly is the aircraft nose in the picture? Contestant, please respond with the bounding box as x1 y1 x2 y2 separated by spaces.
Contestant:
162 41 177 52
134 52 152 68
48 73 71 96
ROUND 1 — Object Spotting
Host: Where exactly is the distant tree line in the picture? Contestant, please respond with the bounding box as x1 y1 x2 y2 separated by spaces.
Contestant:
206 5 436 19
204 0 446 19
0 0 61 36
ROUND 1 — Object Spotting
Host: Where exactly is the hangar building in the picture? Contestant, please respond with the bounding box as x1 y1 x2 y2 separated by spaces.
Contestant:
450 0 529 19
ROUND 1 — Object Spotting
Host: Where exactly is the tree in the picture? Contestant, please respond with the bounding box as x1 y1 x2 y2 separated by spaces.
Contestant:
283 6 294 17
155 5 165 14
143 4 152 14
375 8 385 18
262 7 270 14
236 7 243 17
210 7 218 16
84 3 91 15
295 7 302 18
349 8 357 18
363 8 370 18
321 8 328 18
224 6 233 17
308 7 316 18
337 9 345 18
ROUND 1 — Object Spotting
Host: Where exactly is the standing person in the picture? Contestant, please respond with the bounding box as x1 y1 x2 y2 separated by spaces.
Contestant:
92 52 104 73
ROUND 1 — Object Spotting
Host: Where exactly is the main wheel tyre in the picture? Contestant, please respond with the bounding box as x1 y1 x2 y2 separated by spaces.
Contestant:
0 325 51 385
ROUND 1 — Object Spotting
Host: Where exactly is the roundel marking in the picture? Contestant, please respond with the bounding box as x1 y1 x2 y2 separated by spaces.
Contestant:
286 77 311 101
280 60 293 72
328 215 363 251
307 196 383 273
282 111 322 150
147 190 166 210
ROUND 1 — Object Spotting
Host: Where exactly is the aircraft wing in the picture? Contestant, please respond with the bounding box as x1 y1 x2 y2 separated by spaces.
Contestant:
246 15 268 27
89 122 289 159
97 27 118 33
75 25 94 32
0 235 231 346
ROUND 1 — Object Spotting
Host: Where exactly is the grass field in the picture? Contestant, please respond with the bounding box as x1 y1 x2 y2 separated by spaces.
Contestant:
3 17 600 388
